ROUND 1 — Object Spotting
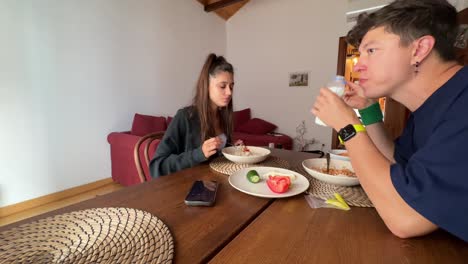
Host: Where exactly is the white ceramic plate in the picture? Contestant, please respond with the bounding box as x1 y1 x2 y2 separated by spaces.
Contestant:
229 166 310 198
302 158 359 186
329 149 350 161
222 146 271 164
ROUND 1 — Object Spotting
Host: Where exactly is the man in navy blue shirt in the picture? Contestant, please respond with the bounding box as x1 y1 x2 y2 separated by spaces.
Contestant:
312 0 468 241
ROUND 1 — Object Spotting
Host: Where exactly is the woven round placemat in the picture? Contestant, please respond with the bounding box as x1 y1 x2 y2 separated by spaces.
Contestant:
0 207 174 264
210 156 290 175
293 165 373 207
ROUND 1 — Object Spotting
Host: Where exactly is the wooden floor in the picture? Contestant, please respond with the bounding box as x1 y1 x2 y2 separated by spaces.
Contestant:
0 181 124 227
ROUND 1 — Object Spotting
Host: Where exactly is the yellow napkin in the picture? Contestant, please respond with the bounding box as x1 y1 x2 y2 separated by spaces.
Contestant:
325 193 350 211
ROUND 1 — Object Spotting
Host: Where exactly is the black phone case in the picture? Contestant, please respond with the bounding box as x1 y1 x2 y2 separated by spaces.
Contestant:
184 180 218 206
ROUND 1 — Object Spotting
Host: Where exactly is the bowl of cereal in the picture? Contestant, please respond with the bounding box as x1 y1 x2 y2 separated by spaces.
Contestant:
329 149 350 161
302 158 359 186
222 145 271 164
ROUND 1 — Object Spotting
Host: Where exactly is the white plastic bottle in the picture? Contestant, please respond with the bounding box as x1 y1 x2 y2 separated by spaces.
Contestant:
315 75 346 126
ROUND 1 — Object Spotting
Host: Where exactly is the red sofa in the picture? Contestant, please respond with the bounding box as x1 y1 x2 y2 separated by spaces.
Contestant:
108 110 292 186
233 108 293 150
107 113 168 186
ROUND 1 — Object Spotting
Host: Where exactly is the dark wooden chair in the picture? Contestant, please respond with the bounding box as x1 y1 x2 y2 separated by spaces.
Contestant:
133 131 165 183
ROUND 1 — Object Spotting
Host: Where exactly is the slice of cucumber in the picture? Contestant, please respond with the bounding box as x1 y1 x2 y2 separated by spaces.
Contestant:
246 170 261 183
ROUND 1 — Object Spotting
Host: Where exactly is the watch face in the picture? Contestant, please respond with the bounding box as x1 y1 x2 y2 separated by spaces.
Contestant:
339 124 357 142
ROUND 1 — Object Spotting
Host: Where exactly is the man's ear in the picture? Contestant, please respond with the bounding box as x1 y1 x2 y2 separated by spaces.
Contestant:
411 35 436 64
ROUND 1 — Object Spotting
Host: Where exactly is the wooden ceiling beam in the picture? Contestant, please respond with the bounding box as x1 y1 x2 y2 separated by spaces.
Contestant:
204 0 245 12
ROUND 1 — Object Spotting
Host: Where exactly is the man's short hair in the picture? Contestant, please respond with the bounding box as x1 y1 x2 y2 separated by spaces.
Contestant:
347 0 458 61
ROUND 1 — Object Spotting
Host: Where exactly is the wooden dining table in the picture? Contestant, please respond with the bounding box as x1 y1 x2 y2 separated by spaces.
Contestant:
1 149 467 263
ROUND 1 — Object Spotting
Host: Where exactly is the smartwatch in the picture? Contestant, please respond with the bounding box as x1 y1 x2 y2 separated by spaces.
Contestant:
338 124 366 144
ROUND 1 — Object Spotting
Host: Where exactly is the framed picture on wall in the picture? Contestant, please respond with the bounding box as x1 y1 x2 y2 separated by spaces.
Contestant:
289 72 309 87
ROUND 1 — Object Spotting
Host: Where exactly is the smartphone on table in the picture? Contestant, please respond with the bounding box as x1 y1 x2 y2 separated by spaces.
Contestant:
184 180 219 206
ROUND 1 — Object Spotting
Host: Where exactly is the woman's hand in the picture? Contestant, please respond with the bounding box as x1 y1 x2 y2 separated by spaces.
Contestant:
343 81 376 109
312 87 360 131
202 137 222 158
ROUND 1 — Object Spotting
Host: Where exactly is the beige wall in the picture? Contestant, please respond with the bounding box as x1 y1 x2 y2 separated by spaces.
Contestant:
226 0 348 150
0 0 226 207
4 0 462 207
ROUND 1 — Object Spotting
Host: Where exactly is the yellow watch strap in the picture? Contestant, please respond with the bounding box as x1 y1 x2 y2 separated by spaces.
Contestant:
338 135 344 145
354 124 366 132
339 136 345 145
338 124 366 144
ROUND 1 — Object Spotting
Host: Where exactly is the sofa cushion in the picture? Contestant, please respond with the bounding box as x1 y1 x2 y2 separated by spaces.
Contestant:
233 132 293 150
233 108 251 131
131 113 167 136
237 118 277 135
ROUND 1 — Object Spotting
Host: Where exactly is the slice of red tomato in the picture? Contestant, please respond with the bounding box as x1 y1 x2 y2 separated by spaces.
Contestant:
266 176 291 193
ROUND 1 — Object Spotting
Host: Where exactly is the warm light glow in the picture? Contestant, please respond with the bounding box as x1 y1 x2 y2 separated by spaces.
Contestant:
352 57 358 66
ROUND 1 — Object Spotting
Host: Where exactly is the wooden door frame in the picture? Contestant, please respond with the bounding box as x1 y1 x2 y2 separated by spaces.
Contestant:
331 37 350 149
456 8 468 64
